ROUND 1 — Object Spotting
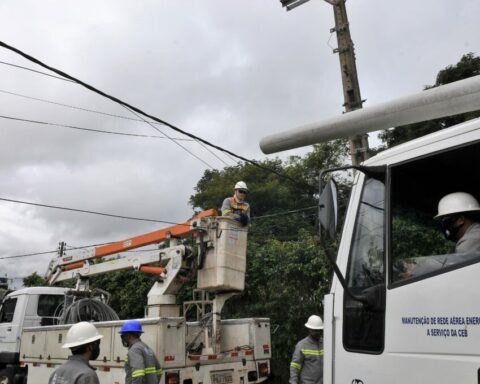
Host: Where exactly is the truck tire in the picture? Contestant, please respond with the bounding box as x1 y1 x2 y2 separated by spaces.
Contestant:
13 373 26 384
0 367 14 384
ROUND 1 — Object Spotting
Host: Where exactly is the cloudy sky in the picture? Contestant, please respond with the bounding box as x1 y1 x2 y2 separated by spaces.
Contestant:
0 0 479 280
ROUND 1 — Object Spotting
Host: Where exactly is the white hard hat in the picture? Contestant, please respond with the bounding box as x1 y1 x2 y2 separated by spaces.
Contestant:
234 181 248 190
435 192 480 219
62 321 103 349
305 315 324 330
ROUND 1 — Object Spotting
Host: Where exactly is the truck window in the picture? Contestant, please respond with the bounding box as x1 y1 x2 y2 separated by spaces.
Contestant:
0 297 17 323
344 176 385 353
38 295 64 325
390 141 480 285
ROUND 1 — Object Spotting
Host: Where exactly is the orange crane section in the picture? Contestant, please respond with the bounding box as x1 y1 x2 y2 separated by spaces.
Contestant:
93 209 217 259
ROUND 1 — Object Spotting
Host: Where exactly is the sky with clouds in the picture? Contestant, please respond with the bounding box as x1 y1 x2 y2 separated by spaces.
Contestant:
0 0 479 280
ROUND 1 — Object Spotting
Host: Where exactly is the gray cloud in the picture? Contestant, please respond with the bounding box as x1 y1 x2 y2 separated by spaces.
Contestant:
1 0 479 279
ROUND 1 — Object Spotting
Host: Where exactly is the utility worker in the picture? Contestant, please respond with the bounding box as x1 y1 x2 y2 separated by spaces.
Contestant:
435 192 480 253
119 320 162 384
48 321 103 384
221 181 250 226
290 315 324 384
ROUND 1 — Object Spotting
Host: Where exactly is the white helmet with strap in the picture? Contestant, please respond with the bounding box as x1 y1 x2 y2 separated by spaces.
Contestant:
234 181 248 190
435 192 480 219
62 321 103 349
305 315 324 330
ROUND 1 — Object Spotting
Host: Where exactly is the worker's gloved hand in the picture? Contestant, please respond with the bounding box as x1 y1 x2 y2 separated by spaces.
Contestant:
240 213 249 226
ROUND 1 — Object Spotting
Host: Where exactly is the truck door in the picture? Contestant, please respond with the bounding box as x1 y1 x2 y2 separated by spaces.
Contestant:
385 140 480 383
0 296 21 355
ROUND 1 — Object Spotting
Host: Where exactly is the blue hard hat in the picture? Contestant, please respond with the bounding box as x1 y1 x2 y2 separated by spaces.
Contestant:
119 320 144 334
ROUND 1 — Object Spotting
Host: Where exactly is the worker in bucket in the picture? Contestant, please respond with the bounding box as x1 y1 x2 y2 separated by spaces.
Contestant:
48 321 103 384
435 192 480 253
221 181 250 226
290 315 324 384
119 320 162 384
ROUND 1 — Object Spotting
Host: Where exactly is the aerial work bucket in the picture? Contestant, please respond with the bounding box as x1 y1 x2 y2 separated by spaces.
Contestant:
197 217 248 292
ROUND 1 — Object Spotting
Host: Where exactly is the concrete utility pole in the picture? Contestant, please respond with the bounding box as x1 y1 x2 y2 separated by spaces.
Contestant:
280 0 369 165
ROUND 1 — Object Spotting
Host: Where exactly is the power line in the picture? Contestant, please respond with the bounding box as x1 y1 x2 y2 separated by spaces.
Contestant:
0 197 186 225
251 206 317 220
0 114 196 141
0 60 75 82
122 106 216 169
0 89 155 123
0 40 310 190
0 205 319 261
0 89 234 165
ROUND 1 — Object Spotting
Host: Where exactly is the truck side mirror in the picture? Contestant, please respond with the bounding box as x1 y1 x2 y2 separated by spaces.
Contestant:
319 178 338 239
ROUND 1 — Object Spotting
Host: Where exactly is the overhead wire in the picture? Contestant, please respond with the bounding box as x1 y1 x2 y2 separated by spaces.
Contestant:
0 197 183 225
0 41 313 191
0 60 75 82
0 114 195 141
121 105 215 169
0 204 320 261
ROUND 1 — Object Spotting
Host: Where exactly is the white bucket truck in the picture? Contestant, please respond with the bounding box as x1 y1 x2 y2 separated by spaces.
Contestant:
0 213 271 384
260 75 480 383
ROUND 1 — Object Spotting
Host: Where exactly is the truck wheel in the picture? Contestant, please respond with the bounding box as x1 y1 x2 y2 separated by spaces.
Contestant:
14 373 26 384
0 368 13 384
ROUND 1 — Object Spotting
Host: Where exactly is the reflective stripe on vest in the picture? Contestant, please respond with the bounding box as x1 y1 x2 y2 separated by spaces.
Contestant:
290 361 302 370
132 369 145 378
301 348 324 356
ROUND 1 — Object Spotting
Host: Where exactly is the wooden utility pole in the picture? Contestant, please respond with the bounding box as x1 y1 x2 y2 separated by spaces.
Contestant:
327 0 369 165
281 0 370 165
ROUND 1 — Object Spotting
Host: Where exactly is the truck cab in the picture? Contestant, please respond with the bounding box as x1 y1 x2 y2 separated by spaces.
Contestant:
0 287 66 372
321 117 480 383
260 75 480 383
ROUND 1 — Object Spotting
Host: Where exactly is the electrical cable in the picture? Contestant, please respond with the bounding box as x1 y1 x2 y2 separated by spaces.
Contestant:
122 105 215 169
0 89 157 123
0 60 75 82
0 41 313 191
59 297 119 324
0 196 184 225
0 89 234 165
0 113 195 141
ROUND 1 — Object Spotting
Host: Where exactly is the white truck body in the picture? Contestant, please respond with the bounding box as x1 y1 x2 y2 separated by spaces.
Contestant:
0 287 271 384
1 217 271 384
260 75 480 383
19 316 270 384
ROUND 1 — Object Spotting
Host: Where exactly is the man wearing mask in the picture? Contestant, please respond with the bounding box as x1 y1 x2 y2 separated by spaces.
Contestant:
435 192 480 253
48 321 103 384
221 181 250 226
119 320 162 384
290 315 324 384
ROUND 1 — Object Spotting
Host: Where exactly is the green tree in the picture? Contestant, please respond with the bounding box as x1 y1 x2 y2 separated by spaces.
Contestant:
23 272 47 287
189 143 347 382
89 269 153 319
379 53 480 148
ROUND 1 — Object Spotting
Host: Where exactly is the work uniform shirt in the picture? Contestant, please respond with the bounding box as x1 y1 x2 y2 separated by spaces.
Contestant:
456 222 480 254
48 355 99 384
290 335 324 384
221 196 250 222
125 339 162 384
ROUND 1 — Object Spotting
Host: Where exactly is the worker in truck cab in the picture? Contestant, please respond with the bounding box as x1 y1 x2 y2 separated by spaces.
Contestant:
435 192 480 254
48 321 103 384
221 181 250 226
290 315 324 384
119 320 162 384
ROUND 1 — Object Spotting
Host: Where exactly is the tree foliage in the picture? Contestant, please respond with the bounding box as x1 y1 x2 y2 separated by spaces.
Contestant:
23 272 47 287
379 53 480 148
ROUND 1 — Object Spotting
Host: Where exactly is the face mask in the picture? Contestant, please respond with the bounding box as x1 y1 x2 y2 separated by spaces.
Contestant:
309 331 322 341
121 334 129 348
441 216 461 240
90 341 101 360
